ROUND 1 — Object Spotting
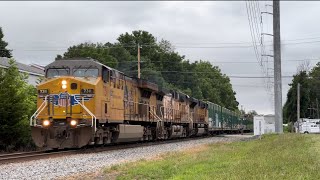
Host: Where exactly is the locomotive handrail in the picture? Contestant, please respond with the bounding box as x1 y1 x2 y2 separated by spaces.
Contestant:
189 112 194 129
150 108 162 121
125 100 166 121
125 100 193 123
73 95 97 133
160 106 164 119
30 95 48 126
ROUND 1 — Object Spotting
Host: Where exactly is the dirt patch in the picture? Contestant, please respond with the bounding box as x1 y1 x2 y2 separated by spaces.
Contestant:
144 154 165 161
183 144 209 154
58 171 101 180
58 168 123 180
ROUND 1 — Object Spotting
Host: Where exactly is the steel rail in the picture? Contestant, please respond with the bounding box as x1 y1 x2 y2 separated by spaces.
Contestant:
0 150 78 164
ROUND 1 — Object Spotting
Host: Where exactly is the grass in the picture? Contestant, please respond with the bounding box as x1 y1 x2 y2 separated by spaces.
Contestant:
103 134 320 180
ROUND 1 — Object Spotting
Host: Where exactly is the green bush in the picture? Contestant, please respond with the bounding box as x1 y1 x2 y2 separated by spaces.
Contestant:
0 59 36 151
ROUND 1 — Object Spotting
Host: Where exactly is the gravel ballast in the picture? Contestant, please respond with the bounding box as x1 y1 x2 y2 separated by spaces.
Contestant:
0 135 255 180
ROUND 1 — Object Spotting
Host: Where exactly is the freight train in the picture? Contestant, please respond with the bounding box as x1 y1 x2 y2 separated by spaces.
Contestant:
30 58 251 150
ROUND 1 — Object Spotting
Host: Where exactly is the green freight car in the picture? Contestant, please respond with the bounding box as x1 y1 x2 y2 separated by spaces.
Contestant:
207 101 251 134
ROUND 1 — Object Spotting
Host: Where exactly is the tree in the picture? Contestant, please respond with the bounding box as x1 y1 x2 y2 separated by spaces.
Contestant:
0 27 12 58
283 71 311 123
282 61 320 123
246 110 258 121
0 59 36 150
60 42 119 68
182 61 238 110
117 30 157 56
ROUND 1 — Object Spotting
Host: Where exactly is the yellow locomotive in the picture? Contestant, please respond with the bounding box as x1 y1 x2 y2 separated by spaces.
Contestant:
30 58 210 150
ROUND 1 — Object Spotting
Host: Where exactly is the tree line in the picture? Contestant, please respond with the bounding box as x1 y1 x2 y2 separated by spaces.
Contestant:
283 62 320 124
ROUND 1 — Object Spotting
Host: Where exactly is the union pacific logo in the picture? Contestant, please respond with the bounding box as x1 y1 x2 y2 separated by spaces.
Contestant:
42 93 94 107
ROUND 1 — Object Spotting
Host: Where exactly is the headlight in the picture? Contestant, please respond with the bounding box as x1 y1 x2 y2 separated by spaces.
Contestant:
42 120 50 127
62 80 67 89
70 120 77 126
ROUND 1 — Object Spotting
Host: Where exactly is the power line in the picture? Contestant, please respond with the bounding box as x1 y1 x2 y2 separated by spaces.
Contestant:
164 80 268 87
15 58 320 66
246 0 273 99
128 69 296 78
9 33 320 47
3 37 320 52
246 1 261 67
260 1 274 96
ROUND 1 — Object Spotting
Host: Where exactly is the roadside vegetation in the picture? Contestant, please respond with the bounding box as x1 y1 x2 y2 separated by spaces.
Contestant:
284 61 320 128
0 27 37 151
0 59 37 151
103 134 320 179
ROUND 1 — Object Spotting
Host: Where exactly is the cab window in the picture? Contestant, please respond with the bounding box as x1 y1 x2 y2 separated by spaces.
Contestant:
47 68 69 78
73 68 99 77
102 68 110 83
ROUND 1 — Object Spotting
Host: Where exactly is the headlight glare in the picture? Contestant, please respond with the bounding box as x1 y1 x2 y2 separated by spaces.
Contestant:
42 120 50 127
62 84 67 89
62 80 67 85
70 120 77 126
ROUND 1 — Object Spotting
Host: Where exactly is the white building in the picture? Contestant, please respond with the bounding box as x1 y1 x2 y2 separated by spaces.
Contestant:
0 57 45 86
254 115 275 135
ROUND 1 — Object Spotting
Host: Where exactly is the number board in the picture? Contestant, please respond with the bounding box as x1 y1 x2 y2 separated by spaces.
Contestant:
38 89 49 94
81 89 94 94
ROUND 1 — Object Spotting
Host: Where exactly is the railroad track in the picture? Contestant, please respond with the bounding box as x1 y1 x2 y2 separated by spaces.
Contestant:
0 135 244 164
79 135 210 154
0 150 79 164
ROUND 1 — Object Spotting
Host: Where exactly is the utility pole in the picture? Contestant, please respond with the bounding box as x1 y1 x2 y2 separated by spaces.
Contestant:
137 43 141 79
297 83 300 132
312 104 315 118
273 0 283 133
241 105 244 126
240 105 244 135
316 98 319 119
308 107 312 118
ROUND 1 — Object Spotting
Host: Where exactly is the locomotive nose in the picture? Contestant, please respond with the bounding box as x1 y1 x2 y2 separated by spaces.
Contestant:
45 78 82 115
35 77 96 123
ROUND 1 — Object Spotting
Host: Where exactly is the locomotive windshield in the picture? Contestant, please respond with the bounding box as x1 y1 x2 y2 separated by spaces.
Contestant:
47 68 70 78
73 68 99 77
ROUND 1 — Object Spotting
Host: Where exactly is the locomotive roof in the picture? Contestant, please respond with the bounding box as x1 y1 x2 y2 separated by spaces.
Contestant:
46 58 122 74
47 58 158 90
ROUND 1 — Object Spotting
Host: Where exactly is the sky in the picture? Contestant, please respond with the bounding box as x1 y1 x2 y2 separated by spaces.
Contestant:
0 1 319 115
